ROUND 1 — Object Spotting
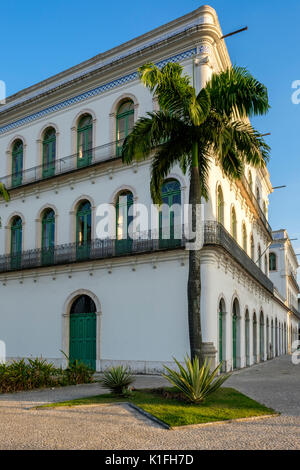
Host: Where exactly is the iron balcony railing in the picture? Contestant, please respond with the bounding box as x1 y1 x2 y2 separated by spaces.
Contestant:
241 176 272 237
0 221 274 294
204 221 274 293
0 229 184 274
0 140 123 190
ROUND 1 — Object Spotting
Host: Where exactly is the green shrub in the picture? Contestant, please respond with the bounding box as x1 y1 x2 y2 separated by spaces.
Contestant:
162 356 230 404
0 358 59 393
63 359 94 385
101 365 134 395
0 355 94 394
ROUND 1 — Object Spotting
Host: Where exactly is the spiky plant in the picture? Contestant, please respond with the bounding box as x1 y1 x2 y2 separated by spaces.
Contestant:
162 356 230 404
101 365 134 395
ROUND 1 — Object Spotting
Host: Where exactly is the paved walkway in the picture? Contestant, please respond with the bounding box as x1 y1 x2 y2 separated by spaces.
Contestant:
0 355 299 449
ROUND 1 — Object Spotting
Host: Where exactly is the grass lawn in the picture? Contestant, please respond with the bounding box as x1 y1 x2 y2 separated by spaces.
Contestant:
40 387 275 427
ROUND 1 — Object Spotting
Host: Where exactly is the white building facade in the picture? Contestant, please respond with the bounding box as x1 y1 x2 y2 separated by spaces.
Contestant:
0 5 298 372
269 229 300 352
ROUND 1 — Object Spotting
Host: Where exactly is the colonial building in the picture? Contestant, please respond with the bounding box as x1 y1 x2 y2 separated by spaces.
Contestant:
0 5 298 372
269 229 300 352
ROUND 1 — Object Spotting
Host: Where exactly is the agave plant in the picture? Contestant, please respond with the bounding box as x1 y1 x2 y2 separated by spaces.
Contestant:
101 365 134 395
162 356 230 404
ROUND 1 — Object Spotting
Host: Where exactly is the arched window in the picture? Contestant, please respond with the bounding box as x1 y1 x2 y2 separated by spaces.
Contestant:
269 252 277 271
10 216 22 269
248 170 253 192
231 207 237 241
217 186 224 225
42 128 56 178
250 235 255 261
41 209 55 265
11 140 23 187
242 223 247 252
76 200 92 259
116 191 134 254
258 244 262 269
116 100 134 156
159 179 181 248
77 114 93 168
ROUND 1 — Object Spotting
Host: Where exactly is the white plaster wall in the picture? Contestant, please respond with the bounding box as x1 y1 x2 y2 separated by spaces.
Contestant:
0 258 190 371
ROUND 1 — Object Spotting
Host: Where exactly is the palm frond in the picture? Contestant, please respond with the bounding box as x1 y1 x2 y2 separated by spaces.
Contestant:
0 183 10 202
122 111 189 164
138 62 210 126
206 65 270 118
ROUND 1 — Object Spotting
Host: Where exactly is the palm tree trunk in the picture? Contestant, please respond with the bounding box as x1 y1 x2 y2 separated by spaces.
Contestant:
187 142 204 364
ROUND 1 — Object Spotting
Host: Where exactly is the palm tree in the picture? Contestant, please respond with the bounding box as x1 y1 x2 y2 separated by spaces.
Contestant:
0 183 10 228
122 62 270 363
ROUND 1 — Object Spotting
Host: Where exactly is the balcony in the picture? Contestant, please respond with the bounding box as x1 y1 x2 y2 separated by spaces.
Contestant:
0 141 122 191
0 222 274 294
240 176 272 237
204 221 274 293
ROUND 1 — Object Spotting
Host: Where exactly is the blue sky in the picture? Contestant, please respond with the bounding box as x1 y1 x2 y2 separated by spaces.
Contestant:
1 0 300 257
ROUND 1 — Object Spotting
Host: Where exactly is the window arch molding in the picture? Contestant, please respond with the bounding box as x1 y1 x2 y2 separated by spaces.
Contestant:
109 94 139 147
230 293 241 319
36 123 59 168
216 183 225 225
6 135 26 177
5 212 25 254
71 109 97 154
70 195 95 243
230 205 237 241
62 289 102 369
35 204 58 249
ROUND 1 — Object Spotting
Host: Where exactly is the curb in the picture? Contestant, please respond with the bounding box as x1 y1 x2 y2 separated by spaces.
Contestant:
170 413 280 430
126 402 170 429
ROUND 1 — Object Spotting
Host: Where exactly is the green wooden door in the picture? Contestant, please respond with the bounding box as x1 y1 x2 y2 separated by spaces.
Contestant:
11 217 22 269
77 115 93 168
42 129 56 178
232 313 237 369
69 312 96 369
159 180 181 249
41 210 55 265
11 141 23 187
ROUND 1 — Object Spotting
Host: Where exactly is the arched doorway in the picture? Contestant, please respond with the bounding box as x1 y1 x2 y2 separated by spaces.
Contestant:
245 310 250 366
232 298 240 369
259 312 265 361
69 295 96 369
271 319 274 358
253 313 257 363
218 299 226 369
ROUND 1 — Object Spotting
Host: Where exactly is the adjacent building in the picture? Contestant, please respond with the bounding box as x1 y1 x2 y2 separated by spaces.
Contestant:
270 229 300 351
0 5 298 372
